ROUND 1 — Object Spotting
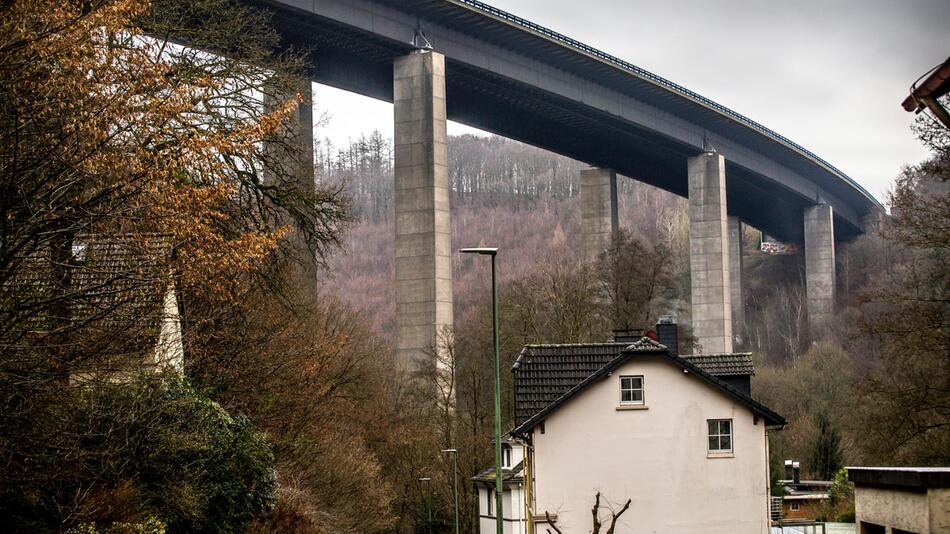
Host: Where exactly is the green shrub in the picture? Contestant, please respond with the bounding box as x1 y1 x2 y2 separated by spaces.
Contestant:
0 375 277 533
66 516 167 534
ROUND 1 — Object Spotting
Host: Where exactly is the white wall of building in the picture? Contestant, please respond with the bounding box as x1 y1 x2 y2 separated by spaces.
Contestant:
154 284 184 372
854 486 933 534
530 354 772 534
478 485 528 534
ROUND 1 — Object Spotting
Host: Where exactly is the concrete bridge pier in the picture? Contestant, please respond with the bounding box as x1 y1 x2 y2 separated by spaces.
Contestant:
804 204 836 331
580 167 619 262
263 78 315 187
295 82 315 188
393 50 454 368
727 216 745 345
688 152 733 354
262 78 317 284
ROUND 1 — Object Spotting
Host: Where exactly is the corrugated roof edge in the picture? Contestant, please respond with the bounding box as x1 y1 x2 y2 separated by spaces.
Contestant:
448 0 881 208
472 460 525 484
510 338 785 436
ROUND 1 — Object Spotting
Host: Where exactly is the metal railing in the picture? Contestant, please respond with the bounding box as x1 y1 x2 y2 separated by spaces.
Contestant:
452 0 880 206
771 521 827 534
771 496 784 521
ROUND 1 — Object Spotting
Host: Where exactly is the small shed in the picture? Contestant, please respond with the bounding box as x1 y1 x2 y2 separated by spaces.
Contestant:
847 467 950 534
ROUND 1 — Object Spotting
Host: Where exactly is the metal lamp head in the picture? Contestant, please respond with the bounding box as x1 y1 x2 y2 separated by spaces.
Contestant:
459 247 498 256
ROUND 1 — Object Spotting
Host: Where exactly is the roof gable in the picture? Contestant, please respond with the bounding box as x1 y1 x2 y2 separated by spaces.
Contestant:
513 340 759 427
511 338 784 436
513 342 626 426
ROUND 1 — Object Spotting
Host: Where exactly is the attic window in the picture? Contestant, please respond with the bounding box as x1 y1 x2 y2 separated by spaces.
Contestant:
502 444 512 468
619 376 644 404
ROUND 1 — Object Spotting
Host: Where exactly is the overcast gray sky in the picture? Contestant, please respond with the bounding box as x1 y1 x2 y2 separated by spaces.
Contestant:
313 0 950 202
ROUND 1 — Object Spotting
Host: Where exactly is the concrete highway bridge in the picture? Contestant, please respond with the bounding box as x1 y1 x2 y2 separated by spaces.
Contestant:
250 0 884 358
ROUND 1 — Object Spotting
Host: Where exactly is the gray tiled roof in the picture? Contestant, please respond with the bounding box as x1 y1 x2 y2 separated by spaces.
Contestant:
681 353 755 376
511 337 785 433
2 234 174 344
513 343 626 426
513 340 756 426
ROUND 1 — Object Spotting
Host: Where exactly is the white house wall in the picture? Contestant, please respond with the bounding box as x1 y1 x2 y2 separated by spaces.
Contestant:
477 484 527 534
154 284 184 373
531 354 770 534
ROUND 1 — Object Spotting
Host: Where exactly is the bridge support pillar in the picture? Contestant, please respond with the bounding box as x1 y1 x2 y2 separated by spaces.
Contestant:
263 78 314 187
688 153 733 354
804 204 836 331
263 78 316 285
393 51 453 369
294 81 315 187
727 216 744 345
580 167 618 262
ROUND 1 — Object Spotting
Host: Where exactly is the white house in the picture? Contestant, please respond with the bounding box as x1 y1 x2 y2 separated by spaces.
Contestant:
9 234 184 380
475 320 785 534
473 437 530 534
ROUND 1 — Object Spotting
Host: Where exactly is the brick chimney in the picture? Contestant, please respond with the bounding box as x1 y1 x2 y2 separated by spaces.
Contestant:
793 461 801 484
656 315 678 356
784 460 794 480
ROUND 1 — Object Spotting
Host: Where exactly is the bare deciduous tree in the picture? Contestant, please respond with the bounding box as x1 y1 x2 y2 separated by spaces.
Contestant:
544 491 633 534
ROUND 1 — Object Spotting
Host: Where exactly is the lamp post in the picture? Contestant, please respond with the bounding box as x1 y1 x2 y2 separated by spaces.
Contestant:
441 448 459 534
459 247 502 534
419 477 432 534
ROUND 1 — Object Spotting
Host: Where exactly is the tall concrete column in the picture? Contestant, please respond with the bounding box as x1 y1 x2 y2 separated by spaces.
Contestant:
580 167 619 262
263 78 315 188
688 153 733 354
804 204 836 330
263 79 316 284
393 51 453 368
295 82 315 188
727 216 745 344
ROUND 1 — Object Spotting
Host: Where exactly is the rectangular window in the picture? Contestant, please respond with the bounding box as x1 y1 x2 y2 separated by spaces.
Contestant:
789 502 800 512
620 376 644 404
707 419 733 452
486 489 493 516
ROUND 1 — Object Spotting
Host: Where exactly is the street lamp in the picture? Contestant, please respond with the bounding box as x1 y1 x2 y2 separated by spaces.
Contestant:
441 448 459 534
458 246 502 534
419 477 432 534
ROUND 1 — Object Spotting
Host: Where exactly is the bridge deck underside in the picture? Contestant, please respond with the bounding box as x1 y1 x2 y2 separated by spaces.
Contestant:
264 1 869 242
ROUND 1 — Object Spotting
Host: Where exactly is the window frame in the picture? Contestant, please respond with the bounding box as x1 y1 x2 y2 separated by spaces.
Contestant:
619 375 645 405
707 418 733 453
789 501 800 512
486 488 493 516
502 444 512 468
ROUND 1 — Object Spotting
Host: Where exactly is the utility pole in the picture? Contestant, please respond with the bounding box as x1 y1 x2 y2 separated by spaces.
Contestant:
441 448 460 534
459 247 502 534
419 477 432 534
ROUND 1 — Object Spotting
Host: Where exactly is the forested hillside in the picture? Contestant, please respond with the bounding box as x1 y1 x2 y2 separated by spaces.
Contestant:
319 125 949 526
319 132 692 336
320 131 819 361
